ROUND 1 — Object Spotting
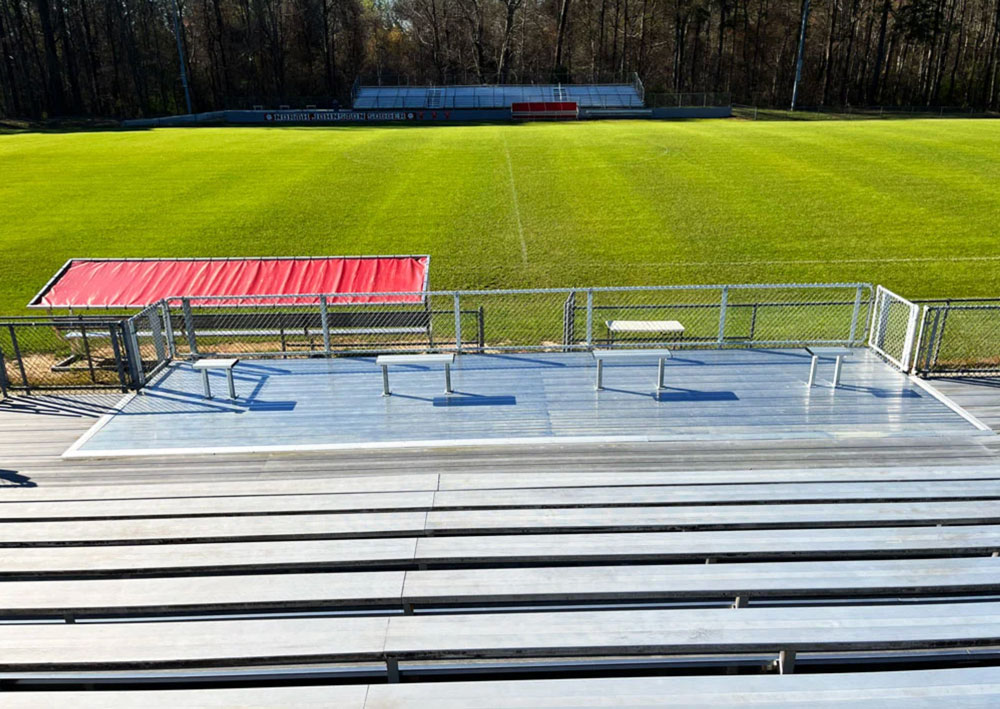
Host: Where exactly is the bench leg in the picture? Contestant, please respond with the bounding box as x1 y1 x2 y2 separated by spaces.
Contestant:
807 355 818 388
200 369 212 399
444 362 453 394
657 357 666 390
226 369 236 399
833 355 843 388
381 365 390 397
595 359 604 391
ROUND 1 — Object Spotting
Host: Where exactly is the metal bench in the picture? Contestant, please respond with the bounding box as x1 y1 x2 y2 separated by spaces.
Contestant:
606 319 684 345
375 354 455 396
191 358 239 400
805 346 854 388
592 348 672 391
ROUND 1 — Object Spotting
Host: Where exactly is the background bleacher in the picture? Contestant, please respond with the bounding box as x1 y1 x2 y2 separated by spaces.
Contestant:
352 84 644 110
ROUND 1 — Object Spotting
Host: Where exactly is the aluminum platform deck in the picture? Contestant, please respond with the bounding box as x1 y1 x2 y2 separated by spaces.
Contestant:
64 349 986 457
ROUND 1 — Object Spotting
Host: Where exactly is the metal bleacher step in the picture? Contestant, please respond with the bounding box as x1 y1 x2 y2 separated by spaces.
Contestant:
2 557 998 619
7 667 1000 708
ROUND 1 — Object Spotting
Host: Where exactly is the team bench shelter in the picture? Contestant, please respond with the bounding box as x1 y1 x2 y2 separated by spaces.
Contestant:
28 256 439 352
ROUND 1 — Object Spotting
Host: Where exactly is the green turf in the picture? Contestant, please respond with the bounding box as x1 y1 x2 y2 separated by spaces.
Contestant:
1 119 999 315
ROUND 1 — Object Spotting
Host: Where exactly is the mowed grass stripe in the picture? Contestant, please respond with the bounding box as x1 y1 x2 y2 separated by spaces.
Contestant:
1 119 999 314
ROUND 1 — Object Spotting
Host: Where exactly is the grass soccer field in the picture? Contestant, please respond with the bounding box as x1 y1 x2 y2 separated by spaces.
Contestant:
1 119 998 314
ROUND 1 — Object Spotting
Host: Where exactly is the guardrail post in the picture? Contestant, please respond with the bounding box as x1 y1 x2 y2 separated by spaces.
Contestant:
162 301 176 359
181 298 198 356
453 293 462 353
585 289 594 348
848 285 863 344
109 324 129 392
319 296 331 355
717 286 729 347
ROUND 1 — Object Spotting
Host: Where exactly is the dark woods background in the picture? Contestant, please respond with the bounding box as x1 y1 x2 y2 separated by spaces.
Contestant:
2 0 1000 119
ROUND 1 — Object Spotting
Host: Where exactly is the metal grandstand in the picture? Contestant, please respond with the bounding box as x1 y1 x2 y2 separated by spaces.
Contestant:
352 75 645 110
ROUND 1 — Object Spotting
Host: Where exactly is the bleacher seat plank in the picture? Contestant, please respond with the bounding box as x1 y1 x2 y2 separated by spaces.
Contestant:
0 512 427 545
7 479 1000 521
381 601 1000 657
6 466 1000 507
431 480 1000 509
0 571 405 614
0 490 436 520
6 525 1000 577
364 667 1000 708
0 473 440 503
0 538 419 575
437 465 1000 489
3 602 999 670
4 558 996 616
423 500 1000 533
7 667 1000 708
5 502 1000 545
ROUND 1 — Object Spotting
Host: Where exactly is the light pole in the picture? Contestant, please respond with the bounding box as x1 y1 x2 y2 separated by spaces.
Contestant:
790 0 811 111
170 0 193 114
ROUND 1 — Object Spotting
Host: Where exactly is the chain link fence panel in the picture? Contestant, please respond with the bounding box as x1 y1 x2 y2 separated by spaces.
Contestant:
161 284 871 359
0 318 130 392
914 302 1000 376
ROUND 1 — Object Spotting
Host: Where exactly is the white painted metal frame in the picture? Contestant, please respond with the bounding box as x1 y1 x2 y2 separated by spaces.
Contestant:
868 285 919 372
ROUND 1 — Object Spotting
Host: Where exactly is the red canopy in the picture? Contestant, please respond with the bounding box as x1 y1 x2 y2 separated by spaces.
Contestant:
30 257 430 308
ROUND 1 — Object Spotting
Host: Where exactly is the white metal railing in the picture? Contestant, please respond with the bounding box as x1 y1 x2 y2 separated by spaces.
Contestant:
868 285 919 372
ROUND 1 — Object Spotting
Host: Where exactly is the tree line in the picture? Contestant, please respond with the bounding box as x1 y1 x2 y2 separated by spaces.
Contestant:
2 0 999 119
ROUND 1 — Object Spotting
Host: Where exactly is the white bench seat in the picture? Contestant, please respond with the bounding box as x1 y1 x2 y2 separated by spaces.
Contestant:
606 319 684 345
805 346 856 388
190 358 239 399
375 354 455 396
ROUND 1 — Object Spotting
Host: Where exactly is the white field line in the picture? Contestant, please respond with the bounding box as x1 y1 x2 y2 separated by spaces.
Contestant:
502 134 529 266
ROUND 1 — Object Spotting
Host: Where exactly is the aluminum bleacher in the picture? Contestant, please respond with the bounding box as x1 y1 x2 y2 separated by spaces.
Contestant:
353 84 644 110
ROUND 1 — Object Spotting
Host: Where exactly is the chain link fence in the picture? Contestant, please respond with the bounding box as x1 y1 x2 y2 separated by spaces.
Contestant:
0 317 131 393
913 300 1000 377
153 284 871 359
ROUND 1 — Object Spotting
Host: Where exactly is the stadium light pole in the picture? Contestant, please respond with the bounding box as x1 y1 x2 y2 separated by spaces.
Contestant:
790 0 811 111
170 0 193 114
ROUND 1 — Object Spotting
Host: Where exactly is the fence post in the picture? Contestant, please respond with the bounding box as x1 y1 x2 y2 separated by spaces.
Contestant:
585 289 594 348
901 303 920 372
848 285 863 344
477 306 485 352
7 324 29 394
162 301 176 359
80 323 97 384
319 296 331 355
181 298 198 356
453 293 462 353
717 286 729 347
0 345 8 398
125 319 145 388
